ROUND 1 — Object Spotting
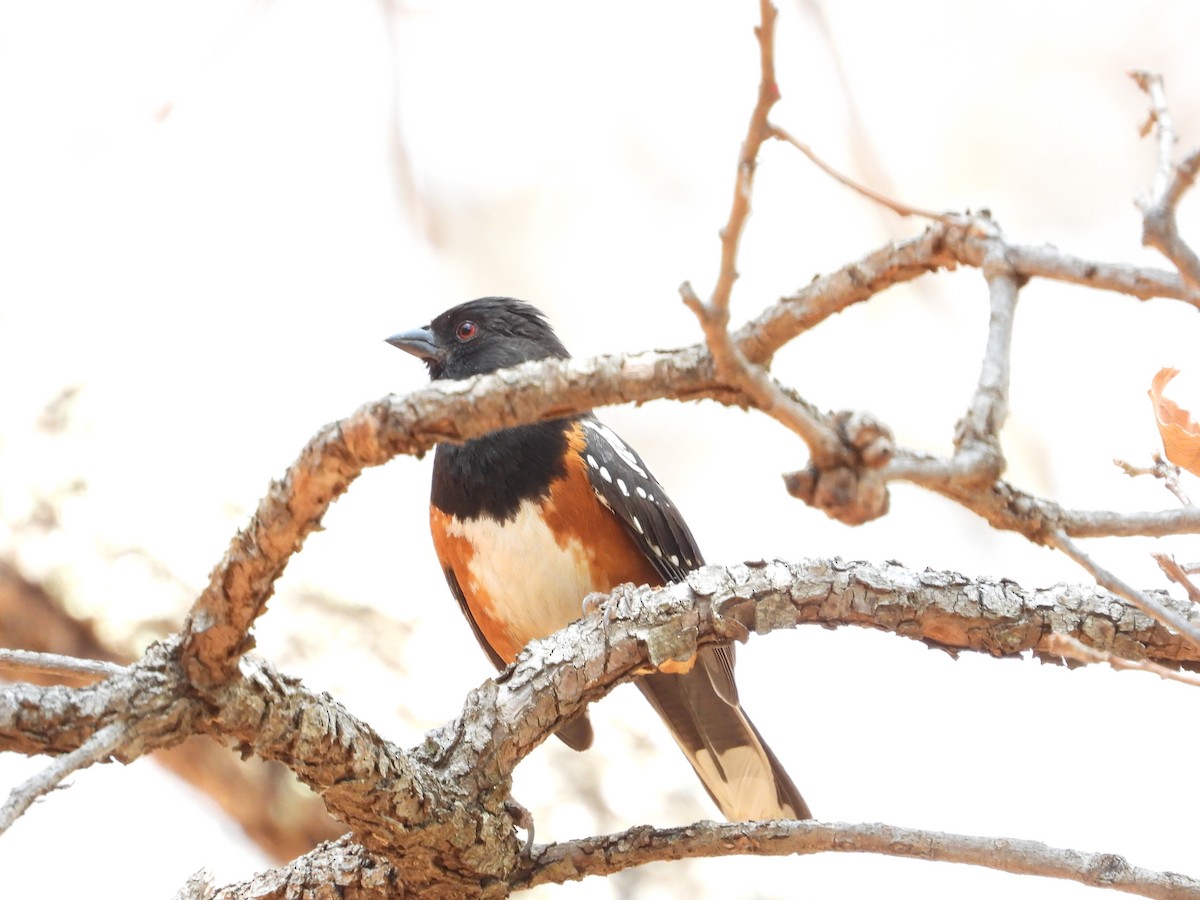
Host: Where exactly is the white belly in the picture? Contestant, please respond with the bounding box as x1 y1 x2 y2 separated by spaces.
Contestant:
445 498 594 648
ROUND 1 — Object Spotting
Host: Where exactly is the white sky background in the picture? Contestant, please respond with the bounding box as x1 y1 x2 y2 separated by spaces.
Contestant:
1 1 1200 897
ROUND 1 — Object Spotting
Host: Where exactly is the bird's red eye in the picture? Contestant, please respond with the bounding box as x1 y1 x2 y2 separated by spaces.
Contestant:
455 320 478 342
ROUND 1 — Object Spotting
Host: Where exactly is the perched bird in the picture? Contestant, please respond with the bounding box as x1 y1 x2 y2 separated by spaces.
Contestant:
387 297 809 821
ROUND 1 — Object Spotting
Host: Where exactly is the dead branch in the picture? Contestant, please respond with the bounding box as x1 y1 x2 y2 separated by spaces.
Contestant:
1048 530 1200 650
517 820 1200 898
3 5 1200 897
0 719 129 835
0 648 123 680
1047 633 1200 688
680 0 843 464
6 557 1200 894
1154 553 1200 604
770 124 952 221
181 818 1200 900
1132 70 1200 290
190 838 400 900
0 559 342 860
1116 454 1193 507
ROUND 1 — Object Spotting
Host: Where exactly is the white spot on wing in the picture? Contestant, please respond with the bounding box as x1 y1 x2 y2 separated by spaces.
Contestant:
586 454 599 469
651 543 663 557
599 466 612 483
632 515 644 534
617 478 629 496
635 486 647 499
670 554 680 566
582 419 647 476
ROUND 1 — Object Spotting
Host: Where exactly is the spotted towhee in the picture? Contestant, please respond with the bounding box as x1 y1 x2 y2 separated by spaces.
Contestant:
388 297 809 821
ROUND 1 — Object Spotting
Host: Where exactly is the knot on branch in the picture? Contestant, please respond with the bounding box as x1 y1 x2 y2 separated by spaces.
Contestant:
782 410 893 525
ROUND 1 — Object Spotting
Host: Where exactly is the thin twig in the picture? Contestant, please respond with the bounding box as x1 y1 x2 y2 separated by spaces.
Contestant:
0 720 128 835
1048 529 1200 651
710 0 780 319
517 819 1200 897
683 284 845 464
681 0 778 330
0 648 124 680
1153 553 1200 604
791 0 911 229
770 124 953 221
1131 70 1200 291
1115 454 1193 506
681 0 846 466
1046 633 1200 688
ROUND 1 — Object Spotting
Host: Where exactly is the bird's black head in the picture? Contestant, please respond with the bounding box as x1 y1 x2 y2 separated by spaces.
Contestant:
386 297 570 380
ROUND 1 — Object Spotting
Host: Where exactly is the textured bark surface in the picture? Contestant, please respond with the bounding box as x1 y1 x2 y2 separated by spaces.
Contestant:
0 560 342 860
5 3 1200 893
6 559 1200 895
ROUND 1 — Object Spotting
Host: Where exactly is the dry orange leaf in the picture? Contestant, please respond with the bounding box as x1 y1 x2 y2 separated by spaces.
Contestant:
1149 367 1200 477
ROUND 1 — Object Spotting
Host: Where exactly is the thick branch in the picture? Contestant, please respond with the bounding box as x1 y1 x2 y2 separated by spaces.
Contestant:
7 559 1200 895
168 214 1198 693
175 838 401 900
426 558 1200 799
0 560 341 860
735 223 1198 369
13 560 1200 800
882 452 1200 541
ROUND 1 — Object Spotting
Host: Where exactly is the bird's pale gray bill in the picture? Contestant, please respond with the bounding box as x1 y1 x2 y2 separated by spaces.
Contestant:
386 326 441 362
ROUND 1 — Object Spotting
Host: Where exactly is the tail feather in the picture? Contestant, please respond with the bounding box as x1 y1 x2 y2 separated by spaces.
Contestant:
636 648 810 821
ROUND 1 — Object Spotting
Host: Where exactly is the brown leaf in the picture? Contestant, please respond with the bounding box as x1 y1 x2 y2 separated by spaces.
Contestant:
1149 367 1200 476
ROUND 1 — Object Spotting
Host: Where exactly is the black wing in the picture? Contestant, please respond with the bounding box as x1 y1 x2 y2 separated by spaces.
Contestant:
578 418 811 820
579 416 703 580
579 415 737 704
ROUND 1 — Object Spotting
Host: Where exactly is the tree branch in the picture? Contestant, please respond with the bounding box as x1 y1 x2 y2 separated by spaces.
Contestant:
0 648 124 680
1132 70 1200 290
3 7 1198 897
1047 530 1200 651
680 0 844 466
7 557 1200 893
770 124 953 221
1047 633 1200 688
517 820 1200 898
1116 454 1194 507
184 838 402 900
0 719 129 835
1154 553 1200 604
0 560 342 860
155 212 1200 701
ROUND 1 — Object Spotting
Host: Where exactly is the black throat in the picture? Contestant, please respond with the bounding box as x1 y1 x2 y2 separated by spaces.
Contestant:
431 419 573 521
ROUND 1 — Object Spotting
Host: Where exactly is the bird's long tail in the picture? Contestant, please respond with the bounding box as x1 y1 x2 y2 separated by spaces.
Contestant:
636 650 810 821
